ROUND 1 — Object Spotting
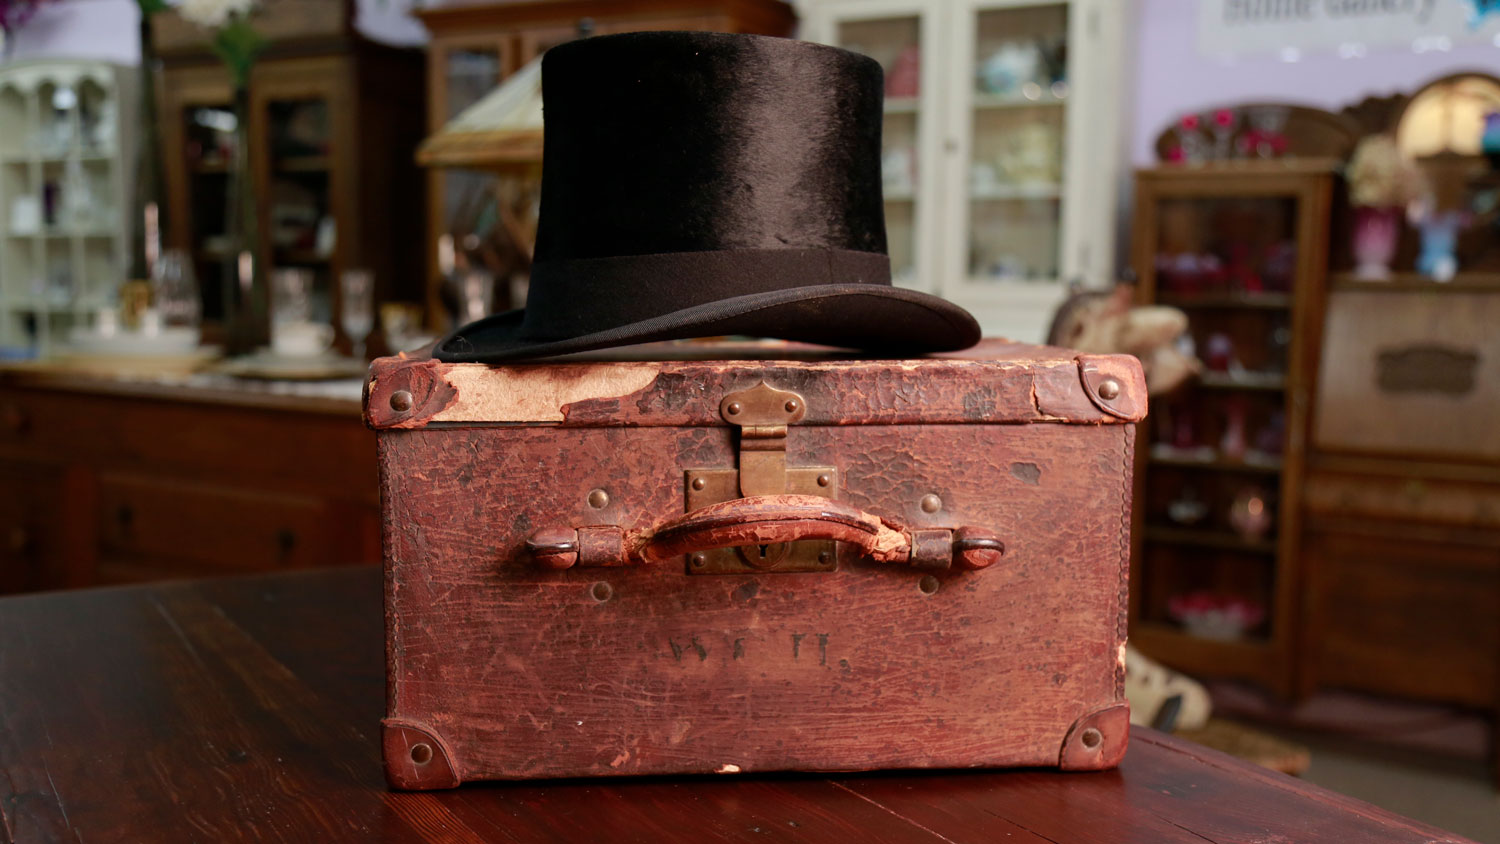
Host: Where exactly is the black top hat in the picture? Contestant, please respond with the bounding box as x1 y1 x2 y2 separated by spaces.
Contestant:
434 31 980 362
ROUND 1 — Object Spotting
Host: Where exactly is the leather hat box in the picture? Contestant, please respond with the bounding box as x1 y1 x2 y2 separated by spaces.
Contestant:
364 339 1144 789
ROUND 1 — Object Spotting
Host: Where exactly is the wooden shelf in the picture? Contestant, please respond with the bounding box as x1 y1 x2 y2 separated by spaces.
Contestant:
1158 292 1292 309
1149 447 1283 474
191 158 230 174
1129 623 1278 686
275 249 330 265
1329 271 1500 293
1143 525 1278 555
971 183 1061 201
274 154 331 173
973 91 1065 110
1196 371 1286 392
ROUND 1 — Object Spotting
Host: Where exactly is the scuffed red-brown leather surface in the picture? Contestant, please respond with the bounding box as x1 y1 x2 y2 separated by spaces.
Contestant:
379 413 1134 782
364 342 1146 430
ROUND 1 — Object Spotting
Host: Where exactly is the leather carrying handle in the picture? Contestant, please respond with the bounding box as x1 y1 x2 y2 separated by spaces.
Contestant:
528 494 1004 571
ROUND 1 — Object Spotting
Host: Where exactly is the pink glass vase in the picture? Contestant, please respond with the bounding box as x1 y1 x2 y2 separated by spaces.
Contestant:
1352 206 1400 280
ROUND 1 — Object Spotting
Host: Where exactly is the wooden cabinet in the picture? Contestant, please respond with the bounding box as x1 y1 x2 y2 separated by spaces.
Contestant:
155 17 425 345
1126 162 1334 698
801 0 1128 341
0 369 379 592
1301 282 1500 776
416 0 797 328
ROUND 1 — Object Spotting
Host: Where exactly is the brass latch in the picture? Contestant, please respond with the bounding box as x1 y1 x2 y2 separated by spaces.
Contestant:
685 382 836 574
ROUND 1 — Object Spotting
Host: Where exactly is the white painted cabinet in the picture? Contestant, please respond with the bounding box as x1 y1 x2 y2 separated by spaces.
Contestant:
802 0 1127 342
0 61 136 356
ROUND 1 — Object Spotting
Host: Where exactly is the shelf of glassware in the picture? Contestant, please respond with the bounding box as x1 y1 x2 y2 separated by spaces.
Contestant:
0 61 134 355
943 0 1122 342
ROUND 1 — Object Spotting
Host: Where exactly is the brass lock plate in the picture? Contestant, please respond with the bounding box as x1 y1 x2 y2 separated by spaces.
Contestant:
683 467 838 574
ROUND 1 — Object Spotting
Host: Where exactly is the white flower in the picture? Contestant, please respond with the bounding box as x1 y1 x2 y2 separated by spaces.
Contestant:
176 0 259 30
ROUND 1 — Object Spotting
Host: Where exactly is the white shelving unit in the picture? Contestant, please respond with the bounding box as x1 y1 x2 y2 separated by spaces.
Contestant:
0 61 136 356
802 0 1128 342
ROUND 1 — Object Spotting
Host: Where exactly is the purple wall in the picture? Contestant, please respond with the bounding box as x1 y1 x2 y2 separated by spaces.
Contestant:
1130 0 1500 165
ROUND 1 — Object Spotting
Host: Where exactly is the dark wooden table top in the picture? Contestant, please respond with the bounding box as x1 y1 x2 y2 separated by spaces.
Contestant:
0 568 1474 844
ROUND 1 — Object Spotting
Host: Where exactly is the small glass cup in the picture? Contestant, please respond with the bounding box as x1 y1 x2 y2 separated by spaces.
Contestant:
272 268 314 325
151 249 201 331
340 268 375 359
456 268 495 324
271 268 330 357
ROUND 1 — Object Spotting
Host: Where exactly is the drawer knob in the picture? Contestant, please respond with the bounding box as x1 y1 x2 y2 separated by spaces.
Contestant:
6 526 30 554
0 404 26 436
277 529 297 559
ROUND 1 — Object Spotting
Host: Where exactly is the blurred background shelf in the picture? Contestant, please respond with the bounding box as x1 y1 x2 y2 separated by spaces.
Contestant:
0 60 135 357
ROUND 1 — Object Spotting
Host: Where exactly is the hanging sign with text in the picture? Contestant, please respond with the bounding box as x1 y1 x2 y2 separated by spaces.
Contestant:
1199 0 1500 57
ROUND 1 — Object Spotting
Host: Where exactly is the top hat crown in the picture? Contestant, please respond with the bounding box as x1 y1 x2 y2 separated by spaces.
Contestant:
435 31 980 361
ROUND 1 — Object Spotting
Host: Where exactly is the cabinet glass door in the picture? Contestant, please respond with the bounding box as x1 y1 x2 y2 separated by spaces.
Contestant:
820 4 939 292
1138 193 1299 645
963 2 1068 286
265 96 334 320
180 100 235 322
434 42 517 309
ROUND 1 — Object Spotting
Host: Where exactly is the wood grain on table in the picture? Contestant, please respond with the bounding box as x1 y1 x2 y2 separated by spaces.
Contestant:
0 568 1474 843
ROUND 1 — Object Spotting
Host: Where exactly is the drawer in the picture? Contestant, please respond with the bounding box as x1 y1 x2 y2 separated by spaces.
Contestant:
0 386 376 505
1305 530 1500 707
98 474 344 575
1304 471 1500 530
0 459 68 593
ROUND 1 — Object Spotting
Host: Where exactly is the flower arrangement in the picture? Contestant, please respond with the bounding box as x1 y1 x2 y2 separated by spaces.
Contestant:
1346 134 1427 208
176 0 264 86
0 0 57 57
172 0 267 351
0 0 54 36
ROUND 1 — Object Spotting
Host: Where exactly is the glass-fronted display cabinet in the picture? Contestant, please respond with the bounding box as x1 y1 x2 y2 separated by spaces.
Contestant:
425 37 513 321
1128 162 1334 698
804 0 1125 341
830 8 938 292
0 62 135 356
158 46 426 347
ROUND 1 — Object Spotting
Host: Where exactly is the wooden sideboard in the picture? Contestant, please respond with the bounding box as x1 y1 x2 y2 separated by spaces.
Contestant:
1299 279 1500 714
0 369 379 592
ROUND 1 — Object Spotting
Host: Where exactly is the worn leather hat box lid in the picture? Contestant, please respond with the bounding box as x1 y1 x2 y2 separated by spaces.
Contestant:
365 340 1145 789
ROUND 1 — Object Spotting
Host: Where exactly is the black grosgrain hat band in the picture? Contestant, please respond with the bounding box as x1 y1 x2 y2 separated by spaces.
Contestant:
518 248 890 340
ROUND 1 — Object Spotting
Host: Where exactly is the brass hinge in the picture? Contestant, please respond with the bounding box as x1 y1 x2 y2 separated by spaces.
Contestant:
685 381 835 574
721 381 802 497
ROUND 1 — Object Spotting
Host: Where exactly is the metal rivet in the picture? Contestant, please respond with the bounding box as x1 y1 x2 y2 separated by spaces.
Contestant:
816 473 831 487
818 551 832 564
587 489 609 509
389 390 414 412
410 743 433 765
918 575 940 595
690 553 707 568
591 582 613 602
784 399 799 413
1097 378 1121 401
726 402 742 415
920 494 942 513
691 477 707 491
1081 727 1103 750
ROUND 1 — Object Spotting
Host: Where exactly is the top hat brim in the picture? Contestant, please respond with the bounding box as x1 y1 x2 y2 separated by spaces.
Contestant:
434 284 981 362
